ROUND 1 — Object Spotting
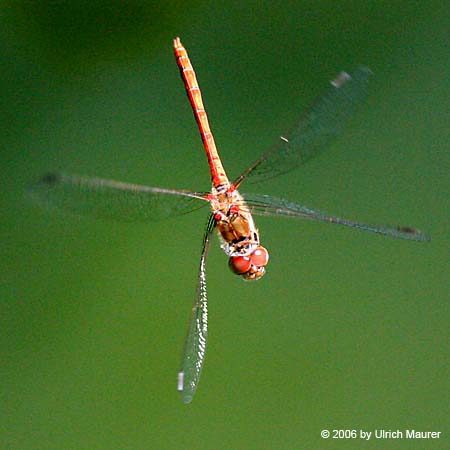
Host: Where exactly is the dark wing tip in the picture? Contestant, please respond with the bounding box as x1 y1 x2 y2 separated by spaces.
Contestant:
39 172 62 185
25 172 65 206
396 225 431 242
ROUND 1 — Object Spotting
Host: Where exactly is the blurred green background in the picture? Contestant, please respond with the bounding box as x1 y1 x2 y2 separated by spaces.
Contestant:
1 1 448 449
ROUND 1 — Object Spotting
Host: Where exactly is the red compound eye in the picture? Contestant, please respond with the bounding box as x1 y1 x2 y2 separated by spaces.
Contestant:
229 255 251 275
249 246 269 267
229 246 269 275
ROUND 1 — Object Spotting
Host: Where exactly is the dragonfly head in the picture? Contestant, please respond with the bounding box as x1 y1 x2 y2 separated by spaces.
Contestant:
229 246 269 281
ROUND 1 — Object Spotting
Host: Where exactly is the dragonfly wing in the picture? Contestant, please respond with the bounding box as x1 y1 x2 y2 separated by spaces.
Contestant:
177 214 215 403
27 172 208 222
235 67 372 185
244 193 430 242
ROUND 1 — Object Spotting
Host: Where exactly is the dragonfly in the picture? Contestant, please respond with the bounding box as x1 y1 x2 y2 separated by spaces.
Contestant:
29 37 429 404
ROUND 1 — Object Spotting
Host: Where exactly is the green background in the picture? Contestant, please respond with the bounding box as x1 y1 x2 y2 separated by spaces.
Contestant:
1 1 448 449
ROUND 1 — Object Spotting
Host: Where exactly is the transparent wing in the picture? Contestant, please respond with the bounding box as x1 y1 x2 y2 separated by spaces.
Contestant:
27 173 208 222
177 214 215 403
235 67 372 185
244 193 430 242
